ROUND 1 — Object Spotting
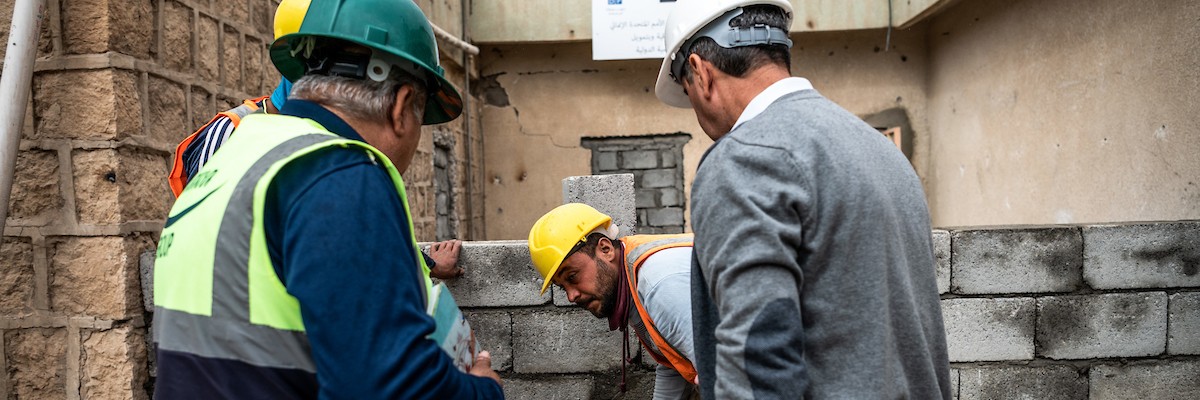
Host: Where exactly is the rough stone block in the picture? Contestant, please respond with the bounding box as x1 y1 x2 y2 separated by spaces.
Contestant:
512 309 621 373
1169 292 1200 354
951 228 1083 294
621 150 658 170
933 230 951 294
35 70 141 140
162 1 193 72
641 169 676 189
1083 222 1200 289
63 0 150 56
635 189 657 209
74 149 170 224
503 375 594 399
463 311 512 371
6 328 67 399
0 237 35 315
215 0 249 25
647 207 684 227
1090 361 1200 400
222 26 242 89
82 327 148 400
148 77 188 146
190 86 213 128
197 16 220 82
252 0 273 35
941 298 1035 361
561 174 636 237
958 365 1086 400
50 236 139 319
8 150 62 221
659 188 681 207
1036 292 1167 359
444 241 550 307
110 0 154 57
243 37 264 94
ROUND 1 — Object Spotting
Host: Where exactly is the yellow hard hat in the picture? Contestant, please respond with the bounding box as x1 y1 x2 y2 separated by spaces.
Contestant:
528 203 614 294
273 0 312 40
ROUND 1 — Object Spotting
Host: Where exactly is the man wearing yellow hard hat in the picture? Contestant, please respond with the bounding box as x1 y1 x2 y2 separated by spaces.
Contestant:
152 0 502 397
529 203 698 399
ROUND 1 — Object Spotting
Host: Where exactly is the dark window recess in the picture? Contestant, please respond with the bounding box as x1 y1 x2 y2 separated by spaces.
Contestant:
433 133 458 241
581 133 691 234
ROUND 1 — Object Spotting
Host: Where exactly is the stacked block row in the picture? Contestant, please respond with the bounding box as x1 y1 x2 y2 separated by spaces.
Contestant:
580 134 691 235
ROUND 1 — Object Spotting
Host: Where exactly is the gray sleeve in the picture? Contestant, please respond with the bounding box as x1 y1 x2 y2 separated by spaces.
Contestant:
653 364 693 400
691 141 808 399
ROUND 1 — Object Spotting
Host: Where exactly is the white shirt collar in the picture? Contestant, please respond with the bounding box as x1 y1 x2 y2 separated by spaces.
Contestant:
730 77 814 132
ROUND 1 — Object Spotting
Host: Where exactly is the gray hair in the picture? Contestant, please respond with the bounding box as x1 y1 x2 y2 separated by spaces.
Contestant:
290 70 427 125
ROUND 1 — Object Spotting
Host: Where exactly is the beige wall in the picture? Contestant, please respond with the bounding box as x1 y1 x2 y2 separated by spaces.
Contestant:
479 27 928 239
926 0 1200 227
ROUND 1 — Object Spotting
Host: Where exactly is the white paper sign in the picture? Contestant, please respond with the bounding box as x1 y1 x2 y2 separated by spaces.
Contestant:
592 0 677 61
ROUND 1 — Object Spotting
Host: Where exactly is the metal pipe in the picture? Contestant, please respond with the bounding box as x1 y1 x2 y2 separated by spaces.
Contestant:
0 0 45 231
459 0 475 239
432 21 480 56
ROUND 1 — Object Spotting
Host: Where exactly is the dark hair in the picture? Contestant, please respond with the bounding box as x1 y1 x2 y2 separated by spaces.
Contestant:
571 232 610 259
680 5 792 83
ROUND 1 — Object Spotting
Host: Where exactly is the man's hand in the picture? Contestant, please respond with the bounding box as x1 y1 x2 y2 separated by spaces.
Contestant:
469 351 502 386
428 240 464 280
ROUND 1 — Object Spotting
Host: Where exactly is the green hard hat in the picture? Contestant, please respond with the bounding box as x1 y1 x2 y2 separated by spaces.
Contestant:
269 0 463 125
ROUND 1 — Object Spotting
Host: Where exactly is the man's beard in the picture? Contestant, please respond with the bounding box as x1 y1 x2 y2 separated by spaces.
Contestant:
591 257 621 319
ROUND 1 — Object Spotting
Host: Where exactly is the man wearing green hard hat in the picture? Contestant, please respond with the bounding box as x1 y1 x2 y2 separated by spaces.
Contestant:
151 0 503 398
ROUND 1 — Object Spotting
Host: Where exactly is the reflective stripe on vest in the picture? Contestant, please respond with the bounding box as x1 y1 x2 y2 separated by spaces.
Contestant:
154 114 431 372
621 234 697 382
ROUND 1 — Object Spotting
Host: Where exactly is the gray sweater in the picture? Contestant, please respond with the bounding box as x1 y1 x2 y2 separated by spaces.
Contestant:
690 89 951 399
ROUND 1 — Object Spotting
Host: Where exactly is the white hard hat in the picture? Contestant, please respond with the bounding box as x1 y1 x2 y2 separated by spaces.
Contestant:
654 0 794 108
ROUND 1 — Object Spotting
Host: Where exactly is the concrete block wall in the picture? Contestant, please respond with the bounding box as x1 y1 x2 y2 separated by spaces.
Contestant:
940 222 1200 399
580 134 690 234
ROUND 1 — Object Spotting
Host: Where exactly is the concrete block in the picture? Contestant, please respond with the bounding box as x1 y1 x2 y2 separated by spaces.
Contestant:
463 311 513 371
444 241 550 307
951 228 1082 294
621 150 658 169
81 327 148 400
941 298 1035 361
950 368 959 400
0 237 34 316
647 207 684 227
1036 292 1167 359
590 367 658 399
1090 360 1200 400
933 230 950 294
659 188 682 207
503 375 593 399
561 174 636 237
163 1 193 72
512 309 621 373
595 152 618 172
50 236 140 319
661 151 677 168
8 150 61 221
1169 292 1200 354
958 366 1086 400
635 189 657 209
641 169 677 189
1083 222 1200 289
5 328 67 399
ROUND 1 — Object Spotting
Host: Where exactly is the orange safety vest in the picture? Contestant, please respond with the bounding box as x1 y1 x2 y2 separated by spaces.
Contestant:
167 95 270 197
621 233 697 383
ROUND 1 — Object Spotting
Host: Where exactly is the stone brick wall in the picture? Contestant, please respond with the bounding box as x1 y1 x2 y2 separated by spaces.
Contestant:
0 0 482 398
580 134 690 234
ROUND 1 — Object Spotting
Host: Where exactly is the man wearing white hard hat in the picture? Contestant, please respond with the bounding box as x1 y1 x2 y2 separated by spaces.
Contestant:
655 1 951 398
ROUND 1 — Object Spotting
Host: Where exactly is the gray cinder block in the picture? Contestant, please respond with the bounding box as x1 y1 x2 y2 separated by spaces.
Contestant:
1169 292 1200 355
444 241 551 307
1083 222 1200 289
1036 292 1167 359
503 375 594 399
958 366 1086 400
511 309 622 373
1089 361 1200 400
933 230 950 294
562 174 637 237
463 310 513 371
941 298 1036 362
951 228 1083 294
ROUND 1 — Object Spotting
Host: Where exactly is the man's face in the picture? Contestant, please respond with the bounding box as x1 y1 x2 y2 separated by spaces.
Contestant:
553 248 621 319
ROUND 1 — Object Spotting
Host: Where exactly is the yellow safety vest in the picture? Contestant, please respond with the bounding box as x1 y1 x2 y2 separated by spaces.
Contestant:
153 113 432 372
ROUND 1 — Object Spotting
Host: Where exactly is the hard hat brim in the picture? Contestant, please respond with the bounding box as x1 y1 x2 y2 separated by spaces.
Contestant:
654 56 694 109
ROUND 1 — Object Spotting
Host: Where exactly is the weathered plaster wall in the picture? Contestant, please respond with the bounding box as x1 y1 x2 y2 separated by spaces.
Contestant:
926 0 1200 226
479 26 928 239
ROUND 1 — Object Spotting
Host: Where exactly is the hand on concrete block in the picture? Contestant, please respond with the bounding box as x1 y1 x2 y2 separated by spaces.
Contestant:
429 240 465 280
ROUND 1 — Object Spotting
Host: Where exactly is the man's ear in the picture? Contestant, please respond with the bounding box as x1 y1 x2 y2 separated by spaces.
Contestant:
686 54 714 100
596 237 619 263
389 85 420 135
